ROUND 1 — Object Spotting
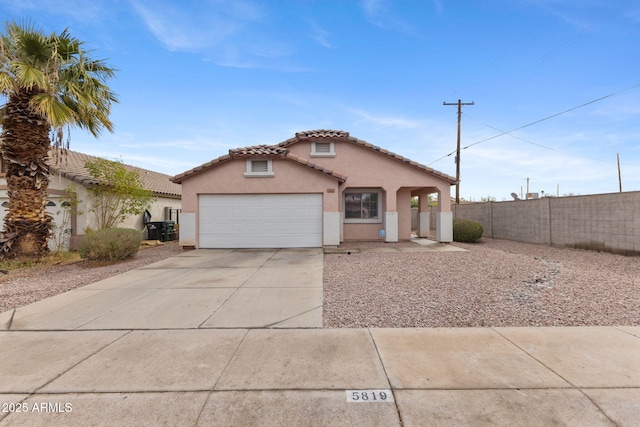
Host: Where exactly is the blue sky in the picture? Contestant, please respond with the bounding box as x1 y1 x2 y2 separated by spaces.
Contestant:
2 0 639 200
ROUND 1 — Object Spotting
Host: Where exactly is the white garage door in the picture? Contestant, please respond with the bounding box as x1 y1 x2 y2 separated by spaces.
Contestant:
199 194 323 248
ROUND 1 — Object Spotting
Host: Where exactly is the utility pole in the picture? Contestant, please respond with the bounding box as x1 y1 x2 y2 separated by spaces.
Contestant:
443 99 474 204
617 153 622 192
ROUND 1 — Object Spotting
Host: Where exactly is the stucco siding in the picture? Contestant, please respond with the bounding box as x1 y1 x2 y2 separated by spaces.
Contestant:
289 140 452 205
180 157 341 213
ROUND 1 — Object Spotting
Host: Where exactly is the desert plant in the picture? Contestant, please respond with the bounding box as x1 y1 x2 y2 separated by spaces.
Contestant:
453 218 483 243
79 228 141 261
85 158 155 229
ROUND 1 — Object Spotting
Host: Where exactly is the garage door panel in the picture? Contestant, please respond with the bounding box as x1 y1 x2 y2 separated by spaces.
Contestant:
199 194 322 248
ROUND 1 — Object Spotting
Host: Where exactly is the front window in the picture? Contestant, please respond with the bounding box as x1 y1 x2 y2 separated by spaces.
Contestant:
344 191 380 222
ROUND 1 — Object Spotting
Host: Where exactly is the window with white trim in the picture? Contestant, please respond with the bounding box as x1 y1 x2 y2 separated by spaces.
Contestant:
244 159 274 177
344 190 381 223
310 141 335 157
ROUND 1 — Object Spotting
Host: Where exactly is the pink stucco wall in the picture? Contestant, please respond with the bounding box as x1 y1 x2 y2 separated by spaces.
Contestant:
288 139 452 241
180 158 341 213
179 136 453 244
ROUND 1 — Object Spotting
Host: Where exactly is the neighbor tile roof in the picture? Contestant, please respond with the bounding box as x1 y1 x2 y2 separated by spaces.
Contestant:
48 149 182 198
279 129 457 183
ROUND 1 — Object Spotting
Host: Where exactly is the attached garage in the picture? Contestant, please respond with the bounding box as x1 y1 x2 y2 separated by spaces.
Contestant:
199 194 323 248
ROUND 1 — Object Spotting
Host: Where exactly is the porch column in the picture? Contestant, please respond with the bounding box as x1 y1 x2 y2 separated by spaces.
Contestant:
436 189 453 243
385 211 399 242
436 212 453 242
179 212 196 248
323 212 341 246
418 194 430 238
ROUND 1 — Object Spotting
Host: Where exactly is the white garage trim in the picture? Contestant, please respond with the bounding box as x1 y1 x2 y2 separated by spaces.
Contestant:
199 194 323 248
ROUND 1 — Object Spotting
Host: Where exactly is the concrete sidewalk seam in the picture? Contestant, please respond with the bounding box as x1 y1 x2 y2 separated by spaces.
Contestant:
577 389 619 425
490 327 577 388
265 305 323 328
615 326 640 339
367 328 404 426
71 290 157 331
5 309 15 330
33 330 132 394
210 329 250 392
196 250 280 328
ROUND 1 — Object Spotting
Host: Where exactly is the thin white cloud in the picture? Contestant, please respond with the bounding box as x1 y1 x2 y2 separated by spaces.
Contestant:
348 108 422 129
128 0 306 70
307 20 332 48
359 0 414 34
129 0 244 51
0 0 107 22
360 0 386 19
519 0 620 30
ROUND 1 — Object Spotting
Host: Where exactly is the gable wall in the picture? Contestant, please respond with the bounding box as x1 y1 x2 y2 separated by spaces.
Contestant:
180 157 341 213
287 139 452 208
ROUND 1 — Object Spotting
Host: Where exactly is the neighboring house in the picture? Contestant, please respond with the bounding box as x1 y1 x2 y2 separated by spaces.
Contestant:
171 130 455 249
0 150 182 250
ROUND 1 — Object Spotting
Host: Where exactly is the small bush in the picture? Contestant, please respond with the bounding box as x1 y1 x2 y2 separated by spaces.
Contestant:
453 219 484 243
79 228 142 261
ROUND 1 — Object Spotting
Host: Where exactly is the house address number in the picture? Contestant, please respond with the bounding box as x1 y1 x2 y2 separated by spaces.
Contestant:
346 390 394 403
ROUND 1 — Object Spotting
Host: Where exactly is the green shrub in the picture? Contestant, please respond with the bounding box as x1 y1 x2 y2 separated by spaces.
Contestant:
453 219 484 243
79 228 142 261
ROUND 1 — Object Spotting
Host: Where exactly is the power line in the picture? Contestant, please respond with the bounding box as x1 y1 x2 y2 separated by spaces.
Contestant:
428 82 640 166
463 82 640 150
465 115 564 153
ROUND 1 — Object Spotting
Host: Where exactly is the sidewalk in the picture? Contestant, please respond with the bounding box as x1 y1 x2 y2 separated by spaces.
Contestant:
1 327 639 426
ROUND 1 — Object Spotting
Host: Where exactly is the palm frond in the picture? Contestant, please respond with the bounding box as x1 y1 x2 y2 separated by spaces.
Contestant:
31 92 75 127
11 61 48 90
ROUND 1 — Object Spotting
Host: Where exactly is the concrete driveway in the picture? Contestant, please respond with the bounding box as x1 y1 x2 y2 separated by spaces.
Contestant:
2 248 323 331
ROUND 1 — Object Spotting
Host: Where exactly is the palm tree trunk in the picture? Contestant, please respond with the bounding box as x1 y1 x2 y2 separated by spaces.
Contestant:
1 89 52 257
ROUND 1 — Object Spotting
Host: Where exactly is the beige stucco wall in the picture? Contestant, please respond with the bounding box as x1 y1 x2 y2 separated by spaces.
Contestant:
0 173 181 249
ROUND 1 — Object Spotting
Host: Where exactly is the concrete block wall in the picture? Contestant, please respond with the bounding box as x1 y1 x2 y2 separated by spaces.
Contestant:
453 191 640 256
411 207 440 231
491 198 551 245
452 202 494 238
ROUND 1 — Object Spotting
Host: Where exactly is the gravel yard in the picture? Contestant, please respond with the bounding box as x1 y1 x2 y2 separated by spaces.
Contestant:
0 242 184 314
323 238 640 328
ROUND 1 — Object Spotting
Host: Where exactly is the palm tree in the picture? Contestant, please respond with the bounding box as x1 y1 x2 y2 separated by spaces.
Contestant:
0 21 117 257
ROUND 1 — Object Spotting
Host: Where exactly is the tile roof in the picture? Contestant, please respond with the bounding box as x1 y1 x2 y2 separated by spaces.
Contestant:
171 145 346 183
279 129 457 183
172 130 455 184
284 153 347 182
48 149 181 198
296 129 350 139
229 145 288 156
